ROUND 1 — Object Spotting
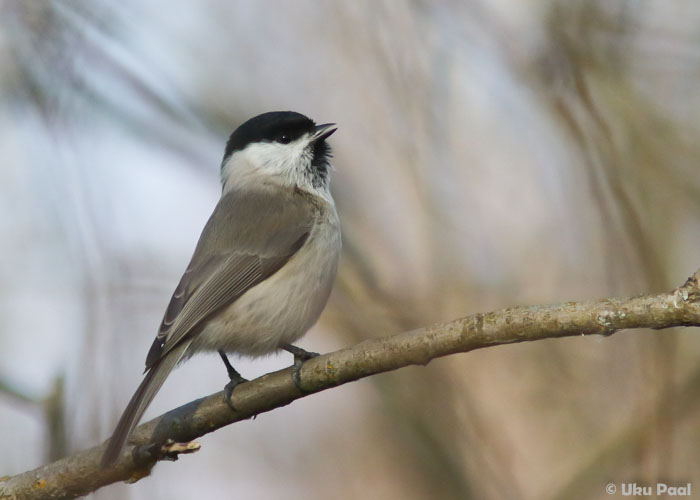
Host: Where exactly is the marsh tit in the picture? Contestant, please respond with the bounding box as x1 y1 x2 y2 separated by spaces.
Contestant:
102 111 341 466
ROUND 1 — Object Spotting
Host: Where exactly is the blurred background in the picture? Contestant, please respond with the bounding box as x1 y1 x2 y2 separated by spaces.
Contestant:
1 1 699 499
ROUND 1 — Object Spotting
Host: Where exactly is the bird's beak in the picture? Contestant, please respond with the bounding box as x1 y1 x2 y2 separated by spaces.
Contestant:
311 123 337 144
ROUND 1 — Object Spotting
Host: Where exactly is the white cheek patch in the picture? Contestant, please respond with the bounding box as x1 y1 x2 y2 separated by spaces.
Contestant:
250 141 304 172
221 137 313 191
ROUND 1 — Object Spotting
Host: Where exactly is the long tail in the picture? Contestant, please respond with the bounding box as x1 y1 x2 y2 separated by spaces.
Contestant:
101 341 190 467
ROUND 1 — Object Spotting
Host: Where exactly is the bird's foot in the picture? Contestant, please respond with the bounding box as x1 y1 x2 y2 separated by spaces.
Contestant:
280 344 319 392
223 374 247 411
219 350 248 410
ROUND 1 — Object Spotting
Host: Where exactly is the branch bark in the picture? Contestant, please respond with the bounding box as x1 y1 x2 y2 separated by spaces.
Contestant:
2 269 700 500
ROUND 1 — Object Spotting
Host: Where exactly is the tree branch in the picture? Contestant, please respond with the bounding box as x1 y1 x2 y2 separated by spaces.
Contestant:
2 269 700 499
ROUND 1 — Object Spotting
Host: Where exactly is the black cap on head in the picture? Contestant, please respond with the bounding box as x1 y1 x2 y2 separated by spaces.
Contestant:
223 111 317 162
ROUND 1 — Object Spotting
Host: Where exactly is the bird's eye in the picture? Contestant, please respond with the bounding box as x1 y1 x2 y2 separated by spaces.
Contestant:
277 134 291 144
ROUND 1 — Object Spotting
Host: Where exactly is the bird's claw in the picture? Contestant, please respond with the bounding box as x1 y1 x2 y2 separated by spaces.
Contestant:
219 350 247 411
283 345 319 392
223 372 247 411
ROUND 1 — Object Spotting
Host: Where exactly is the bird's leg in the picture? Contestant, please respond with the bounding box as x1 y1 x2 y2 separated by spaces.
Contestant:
281 343 320 361
280 344 319 391
219 350 247 410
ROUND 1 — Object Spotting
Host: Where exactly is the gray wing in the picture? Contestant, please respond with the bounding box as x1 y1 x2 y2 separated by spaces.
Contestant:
145 187 316 368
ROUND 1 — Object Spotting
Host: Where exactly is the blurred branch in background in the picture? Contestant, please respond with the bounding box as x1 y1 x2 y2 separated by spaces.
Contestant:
0 374 67 463
0 377 41 407
44 375 67 463
2 268 699 500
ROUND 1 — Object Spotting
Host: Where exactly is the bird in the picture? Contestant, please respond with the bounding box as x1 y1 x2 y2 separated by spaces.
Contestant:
101 111 341 466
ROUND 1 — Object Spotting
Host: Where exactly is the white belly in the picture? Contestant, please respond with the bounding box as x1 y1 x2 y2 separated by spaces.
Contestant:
190 210 341 357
